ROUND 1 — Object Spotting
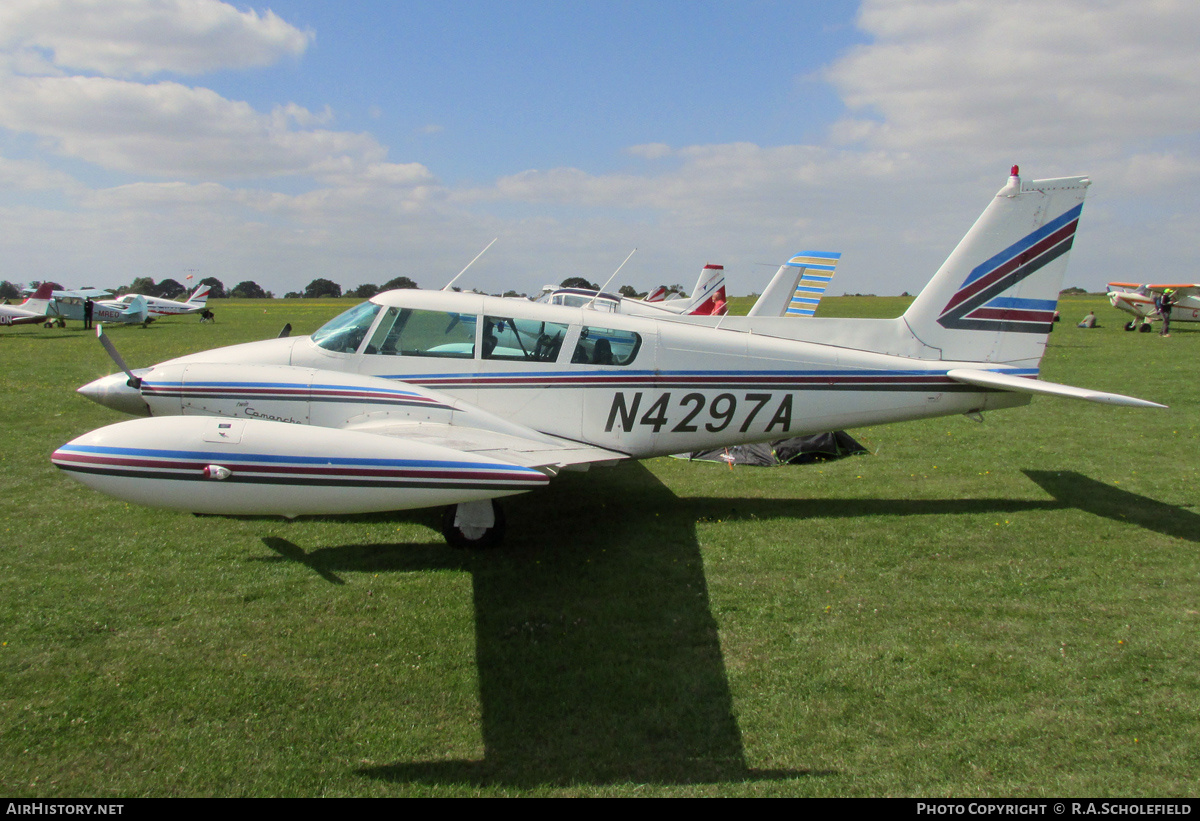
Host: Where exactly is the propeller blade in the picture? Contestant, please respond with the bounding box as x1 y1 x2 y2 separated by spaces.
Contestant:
97 324 142 388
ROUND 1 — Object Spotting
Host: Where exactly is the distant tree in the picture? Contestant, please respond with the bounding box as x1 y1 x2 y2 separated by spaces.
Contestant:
0 281 21 299
157 278 185 298
198 277 226 299
618 284 646 299
664 283 688 298
231 280 269 299
29 280 64 292
284 291 303 299
127 276 156 295
348 283 380 299
381 276 419 290
1059 286 1088 295
561 276 599 290
502 290 527 299
304 278 342 299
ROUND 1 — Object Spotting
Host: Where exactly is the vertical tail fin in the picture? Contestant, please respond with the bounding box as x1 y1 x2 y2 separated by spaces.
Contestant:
747 251 841 317
23 283 56 304
901 168 1089 366
187 285 211 306
685 264 728 315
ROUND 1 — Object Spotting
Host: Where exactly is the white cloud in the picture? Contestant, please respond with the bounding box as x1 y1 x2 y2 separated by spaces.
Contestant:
626 143 674 160
0 75 386 179
0 0 312 77
826 0 1200 153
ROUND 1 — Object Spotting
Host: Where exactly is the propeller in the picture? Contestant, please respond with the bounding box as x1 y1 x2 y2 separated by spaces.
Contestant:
278 323 292 338
96 324 142 388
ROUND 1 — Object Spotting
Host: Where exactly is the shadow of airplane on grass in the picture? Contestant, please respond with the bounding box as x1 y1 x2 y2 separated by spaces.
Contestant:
259 465 1197 788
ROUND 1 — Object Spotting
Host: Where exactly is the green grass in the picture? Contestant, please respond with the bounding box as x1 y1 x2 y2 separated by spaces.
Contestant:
2 295 1198 796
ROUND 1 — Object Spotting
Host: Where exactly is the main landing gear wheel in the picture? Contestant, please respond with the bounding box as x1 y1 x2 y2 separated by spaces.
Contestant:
442 499 506 549
1124 321 1137 331
1139 322 1153 333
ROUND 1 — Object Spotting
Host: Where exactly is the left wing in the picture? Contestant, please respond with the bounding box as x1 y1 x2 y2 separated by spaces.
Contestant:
346 420 628 472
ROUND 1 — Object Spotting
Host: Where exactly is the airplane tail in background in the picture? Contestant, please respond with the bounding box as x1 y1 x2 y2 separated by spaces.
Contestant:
644 285 667 303
22 283 55 304
901 167 1089 367
684 264 728 316
121 294 149 324
747 251 841 317
18 283 56 315
187 285 211 306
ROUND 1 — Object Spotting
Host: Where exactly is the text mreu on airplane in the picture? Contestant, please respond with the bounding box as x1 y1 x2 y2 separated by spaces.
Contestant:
54 168 1165 547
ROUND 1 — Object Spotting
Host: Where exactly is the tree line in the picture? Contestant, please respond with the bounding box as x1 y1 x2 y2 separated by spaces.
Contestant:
0 276 422 300
1 275 685 302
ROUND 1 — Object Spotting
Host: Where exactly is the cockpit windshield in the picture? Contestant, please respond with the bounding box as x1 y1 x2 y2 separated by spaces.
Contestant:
311 301 381 353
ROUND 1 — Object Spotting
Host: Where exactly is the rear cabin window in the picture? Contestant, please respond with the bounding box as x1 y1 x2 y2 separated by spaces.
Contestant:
482 316 571 362
571 326 641 365
364 307 476 358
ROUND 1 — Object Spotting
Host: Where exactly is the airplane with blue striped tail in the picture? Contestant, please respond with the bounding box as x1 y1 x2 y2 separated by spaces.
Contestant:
746 250 841 317
55 167 1164 547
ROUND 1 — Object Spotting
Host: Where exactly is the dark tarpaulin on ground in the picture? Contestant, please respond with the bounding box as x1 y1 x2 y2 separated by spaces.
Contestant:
678 431 868 466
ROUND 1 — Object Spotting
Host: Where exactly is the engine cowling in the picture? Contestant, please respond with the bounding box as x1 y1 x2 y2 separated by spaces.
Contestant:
52 415 549 517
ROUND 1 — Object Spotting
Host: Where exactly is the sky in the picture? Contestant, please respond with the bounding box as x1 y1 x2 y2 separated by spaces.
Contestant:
1 0 1198 298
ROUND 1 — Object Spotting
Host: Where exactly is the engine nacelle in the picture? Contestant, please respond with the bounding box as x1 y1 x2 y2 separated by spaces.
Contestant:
52 415 549 517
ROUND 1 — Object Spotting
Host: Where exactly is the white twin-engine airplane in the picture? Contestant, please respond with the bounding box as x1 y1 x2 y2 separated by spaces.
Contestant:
54 168 1164 547
107 284 212 319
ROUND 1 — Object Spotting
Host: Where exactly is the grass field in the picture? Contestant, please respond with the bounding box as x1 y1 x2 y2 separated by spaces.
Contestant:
2 294 1197 797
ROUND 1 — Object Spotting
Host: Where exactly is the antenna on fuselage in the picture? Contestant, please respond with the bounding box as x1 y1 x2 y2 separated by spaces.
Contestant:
441 237 498 291
586 248 637 309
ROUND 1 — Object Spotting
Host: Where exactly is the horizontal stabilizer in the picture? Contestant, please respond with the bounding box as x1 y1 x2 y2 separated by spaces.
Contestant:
946 368 1166 408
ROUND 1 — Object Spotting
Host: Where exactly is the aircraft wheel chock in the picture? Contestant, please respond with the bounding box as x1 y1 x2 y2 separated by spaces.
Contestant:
442 499 506 549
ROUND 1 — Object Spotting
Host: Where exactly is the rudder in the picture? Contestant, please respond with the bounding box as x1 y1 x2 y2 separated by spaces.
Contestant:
901 167 1090 367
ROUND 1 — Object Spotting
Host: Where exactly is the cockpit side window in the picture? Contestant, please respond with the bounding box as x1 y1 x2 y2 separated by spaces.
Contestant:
482 316 571 362
311 301 381 353
364 307 476 358
571 326 641 366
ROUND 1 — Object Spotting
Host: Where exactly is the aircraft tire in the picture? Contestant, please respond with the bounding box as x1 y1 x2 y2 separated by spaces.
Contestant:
1124 321 1137 331
1138 323 1153 333
441 500 506 549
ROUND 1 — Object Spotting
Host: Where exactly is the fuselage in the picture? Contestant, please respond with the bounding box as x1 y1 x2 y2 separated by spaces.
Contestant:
107 293 205 317
143 289 1029 458
46 295 147 324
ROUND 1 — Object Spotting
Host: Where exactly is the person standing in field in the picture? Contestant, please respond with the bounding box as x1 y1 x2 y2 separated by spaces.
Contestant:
1157 288 1175 337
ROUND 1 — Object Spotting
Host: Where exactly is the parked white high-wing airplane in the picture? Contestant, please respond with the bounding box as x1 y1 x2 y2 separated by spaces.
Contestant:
54 168 1164 547
23 288 151 326
105 284 212 319
1107 282 1200 331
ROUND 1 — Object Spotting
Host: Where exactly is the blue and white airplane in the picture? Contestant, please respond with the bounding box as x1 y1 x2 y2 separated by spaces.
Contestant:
21 288 150 326
747 251 841 317
54 167 1163 547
